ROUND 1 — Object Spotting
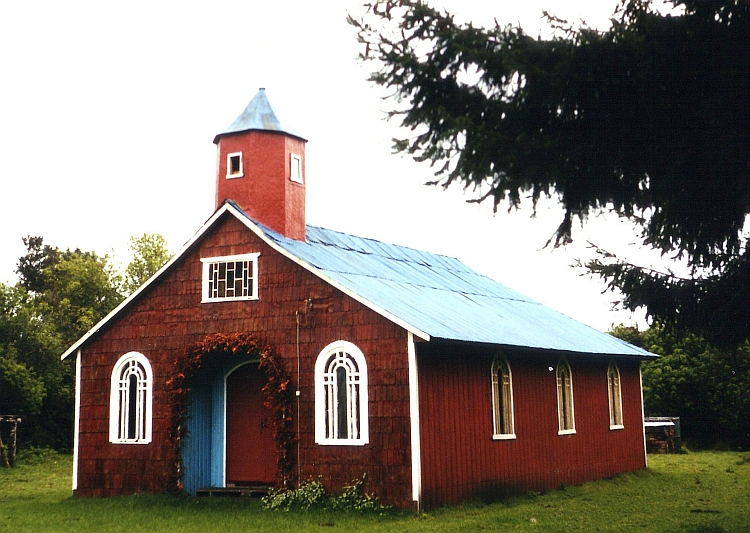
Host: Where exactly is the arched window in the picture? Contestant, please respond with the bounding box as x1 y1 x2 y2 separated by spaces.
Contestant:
607 362 624 429
109 352 153 444
556 359 575 434
491 356 515 439
315 341 368 445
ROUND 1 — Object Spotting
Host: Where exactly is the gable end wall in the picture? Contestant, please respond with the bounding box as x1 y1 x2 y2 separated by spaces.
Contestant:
74 213 413 508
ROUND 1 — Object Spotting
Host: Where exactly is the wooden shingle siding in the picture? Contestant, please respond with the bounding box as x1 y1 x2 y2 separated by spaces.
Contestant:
417 343 646 509
74 213 414 508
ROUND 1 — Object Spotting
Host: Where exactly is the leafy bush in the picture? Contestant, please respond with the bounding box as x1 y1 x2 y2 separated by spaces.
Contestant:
329 476 389 513
262 475 391 514
16 446 61 465
262 479 327 511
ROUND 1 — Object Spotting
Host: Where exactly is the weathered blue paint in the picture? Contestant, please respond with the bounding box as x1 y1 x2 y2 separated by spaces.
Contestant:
214 88 306 143
181 378 212 495
209 365 225 489
181 356 256 494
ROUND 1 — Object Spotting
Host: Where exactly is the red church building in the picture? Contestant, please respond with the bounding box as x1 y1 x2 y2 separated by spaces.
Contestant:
62 89 654 510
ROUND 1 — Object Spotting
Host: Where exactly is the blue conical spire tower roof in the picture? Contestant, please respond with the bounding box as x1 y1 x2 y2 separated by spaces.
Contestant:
213 88 306 143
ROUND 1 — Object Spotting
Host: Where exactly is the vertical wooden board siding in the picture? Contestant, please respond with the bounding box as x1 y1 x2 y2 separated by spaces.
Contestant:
417 343 647 509
182 379 212 495
74 214 414 508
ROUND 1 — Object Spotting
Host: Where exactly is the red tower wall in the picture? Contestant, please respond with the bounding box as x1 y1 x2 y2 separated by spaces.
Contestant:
215 130 306 241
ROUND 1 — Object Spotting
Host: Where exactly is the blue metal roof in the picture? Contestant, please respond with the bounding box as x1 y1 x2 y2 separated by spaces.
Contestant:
59 202 654 361
213 88 306 143
253 217 653 358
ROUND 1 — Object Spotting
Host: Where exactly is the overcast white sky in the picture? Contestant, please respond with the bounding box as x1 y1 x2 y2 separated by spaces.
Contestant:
0 0 664 332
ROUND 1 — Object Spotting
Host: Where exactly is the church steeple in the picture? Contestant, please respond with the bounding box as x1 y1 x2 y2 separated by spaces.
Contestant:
213 89 307 241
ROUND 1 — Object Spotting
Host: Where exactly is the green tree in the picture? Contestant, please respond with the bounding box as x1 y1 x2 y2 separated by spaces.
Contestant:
612 325 750 448
1 237 126 449
0 279 62 447
1 234 171 449
0 285 47 417
124 233 172 294
351 0 750 345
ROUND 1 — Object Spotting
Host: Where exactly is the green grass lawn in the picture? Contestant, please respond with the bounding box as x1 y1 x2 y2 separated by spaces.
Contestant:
1 450 749 532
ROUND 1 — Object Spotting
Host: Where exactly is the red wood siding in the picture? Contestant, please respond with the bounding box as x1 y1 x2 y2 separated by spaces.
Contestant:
75 213 414 508
417 343 646 509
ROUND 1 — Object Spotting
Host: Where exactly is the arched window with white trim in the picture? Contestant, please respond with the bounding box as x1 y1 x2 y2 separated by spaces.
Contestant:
556 359 575 434
607 362 624 429
491 356 515 439
315 341 368 445
109 352 153 444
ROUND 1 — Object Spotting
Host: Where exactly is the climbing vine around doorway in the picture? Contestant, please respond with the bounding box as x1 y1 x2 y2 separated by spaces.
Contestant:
166 332 296 492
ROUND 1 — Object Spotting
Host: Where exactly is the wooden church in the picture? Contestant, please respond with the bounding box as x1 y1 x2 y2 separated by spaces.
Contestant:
62 89 655 510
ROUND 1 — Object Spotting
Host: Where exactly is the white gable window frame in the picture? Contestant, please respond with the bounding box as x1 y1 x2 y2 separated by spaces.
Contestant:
491 356 516 440
226 152 243 179
109 352 153 444
608 362 624 430
556 359 576 435
315 340 369 446
201 253 259 303
290 153 303 184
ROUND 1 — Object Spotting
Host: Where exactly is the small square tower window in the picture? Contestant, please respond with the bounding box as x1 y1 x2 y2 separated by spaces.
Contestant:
227 152 243 179
290 153 303 184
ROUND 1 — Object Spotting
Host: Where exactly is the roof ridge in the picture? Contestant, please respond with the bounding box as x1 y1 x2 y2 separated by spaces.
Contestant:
305 224 465 263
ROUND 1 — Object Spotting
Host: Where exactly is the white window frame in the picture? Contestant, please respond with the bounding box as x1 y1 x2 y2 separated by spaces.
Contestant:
314 340 369 446
491 356 516 440
608 362 624 430
556 359 576 435
226 152 243 179
290 153 303 184
201 253 259 303
109 352 153 444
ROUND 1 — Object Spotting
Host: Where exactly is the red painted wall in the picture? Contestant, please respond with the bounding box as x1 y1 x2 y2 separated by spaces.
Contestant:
74 214 414 508
416 342 646 509
215 131 306 240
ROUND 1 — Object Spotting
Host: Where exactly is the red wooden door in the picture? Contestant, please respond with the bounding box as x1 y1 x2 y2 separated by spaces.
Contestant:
226 363 277 485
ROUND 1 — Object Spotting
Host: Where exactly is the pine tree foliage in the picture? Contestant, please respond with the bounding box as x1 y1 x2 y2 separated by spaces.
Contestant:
350 0 750 344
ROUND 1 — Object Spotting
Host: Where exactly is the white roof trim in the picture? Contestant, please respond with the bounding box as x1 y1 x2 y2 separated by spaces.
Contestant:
61 203 429 360
61 205 233 359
